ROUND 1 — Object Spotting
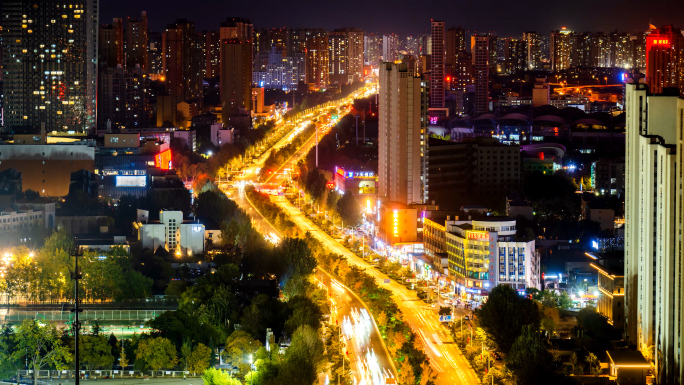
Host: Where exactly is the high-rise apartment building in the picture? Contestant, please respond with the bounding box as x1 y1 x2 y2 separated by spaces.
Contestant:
2 0 98 132
99 19 124 69
645 25 684 95
328 28 363 84
504 39 527 74
592 32 612 68
624 82 684 384
364 34 382 65
97 64 147 129
221 38 252 122
162 20 202 114
550 28 575 71
328 31 349 85
304 29 329 89
220 17 253 42
148 32 163 76
203 30 221 79
252 47 304 91
611 32 634 69
445 27 466 73
453 51 472 93
382 34 398 62
125 12 148 71
472 35 490 114
378 61 428 205
522 31 541 70
430 21 445 109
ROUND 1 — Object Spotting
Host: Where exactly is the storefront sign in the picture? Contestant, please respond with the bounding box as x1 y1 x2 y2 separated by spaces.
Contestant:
467 231 489 241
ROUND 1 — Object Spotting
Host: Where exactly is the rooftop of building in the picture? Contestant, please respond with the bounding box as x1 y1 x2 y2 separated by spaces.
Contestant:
382 201 413 210
606 350 649 367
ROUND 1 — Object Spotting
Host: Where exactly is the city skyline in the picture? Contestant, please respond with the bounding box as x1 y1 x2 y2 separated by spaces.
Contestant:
102 0 684 36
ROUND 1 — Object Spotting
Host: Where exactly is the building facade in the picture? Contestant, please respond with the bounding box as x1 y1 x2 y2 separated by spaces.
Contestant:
2 0 98 132
221 38 252 121
645 25 684 95
445 218 538 300
624 82 684 384
135 210 204 255
592 263 625 329
430 21 445 109
378 61 428 205
472 35 490 115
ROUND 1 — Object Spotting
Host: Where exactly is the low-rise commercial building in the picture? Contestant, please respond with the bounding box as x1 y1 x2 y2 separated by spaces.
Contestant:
134 210 205 255
592 263 624 329
444 217 539 300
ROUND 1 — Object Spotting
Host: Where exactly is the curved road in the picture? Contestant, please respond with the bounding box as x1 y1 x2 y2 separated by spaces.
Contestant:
229 186 396 385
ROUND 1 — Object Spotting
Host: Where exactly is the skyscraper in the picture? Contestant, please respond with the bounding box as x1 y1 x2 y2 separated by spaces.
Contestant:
430 20 445 109
2 0 98 132
162 20 202 116
335 28 364 82
624 82 684 384
472 35 489 115
550 28 575 71
378 61 428 205
203 30 221 80
221 38 252 123
445 26 466 75
125 12 148 71
304 29 329 89
522 31 541 70
504 39 527 74
382 34 398 62
97 64 147 129
99 19 124 69
328 31 349 85
645 25 684 95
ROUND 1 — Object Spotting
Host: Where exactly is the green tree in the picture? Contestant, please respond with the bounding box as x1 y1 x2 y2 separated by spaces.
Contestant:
80 335 115 370
478 284 541 353
14 319 72 385
135 337 178 374
278 325 324 385
336 190 361 226
0 324 21 383
505 325 557 385
585 352 602 375
180 342 192 371
398 359 416 385
221 330 262 377
188 343 212 375
201 367 242 385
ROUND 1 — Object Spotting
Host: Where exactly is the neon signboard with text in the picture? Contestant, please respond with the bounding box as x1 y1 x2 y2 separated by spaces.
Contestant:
467 231 489 241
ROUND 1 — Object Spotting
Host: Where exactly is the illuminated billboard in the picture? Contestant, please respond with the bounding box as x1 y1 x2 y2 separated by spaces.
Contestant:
467 231 489 241
115 175 147 187
154 149 172 170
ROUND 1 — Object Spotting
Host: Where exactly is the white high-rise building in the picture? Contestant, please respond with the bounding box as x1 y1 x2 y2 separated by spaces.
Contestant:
624 82 684 384
378 61 428 206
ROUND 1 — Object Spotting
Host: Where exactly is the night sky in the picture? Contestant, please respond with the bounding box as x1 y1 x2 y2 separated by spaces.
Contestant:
101 0 684 37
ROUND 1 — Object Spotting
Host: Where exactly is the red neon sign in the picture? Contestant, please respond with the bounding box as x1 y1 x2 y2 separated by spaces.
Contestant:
467 231 489 241
154 149 172 170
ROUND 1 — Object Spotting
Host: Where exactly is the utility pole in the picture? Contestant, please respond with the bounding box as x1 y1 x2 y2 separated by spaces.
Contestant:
71 243 83 385
315 121 319 168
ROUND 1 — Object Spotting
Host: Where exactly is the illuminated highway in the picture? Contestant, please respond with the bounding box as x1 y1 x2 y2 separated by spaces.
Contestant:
273 196 480 385
223 82 480 384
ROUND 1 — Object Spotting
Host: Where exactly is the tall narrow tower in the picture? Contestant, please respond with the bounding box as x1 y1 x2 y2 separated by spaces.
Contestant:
430 20 445 109
378 62 428 205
